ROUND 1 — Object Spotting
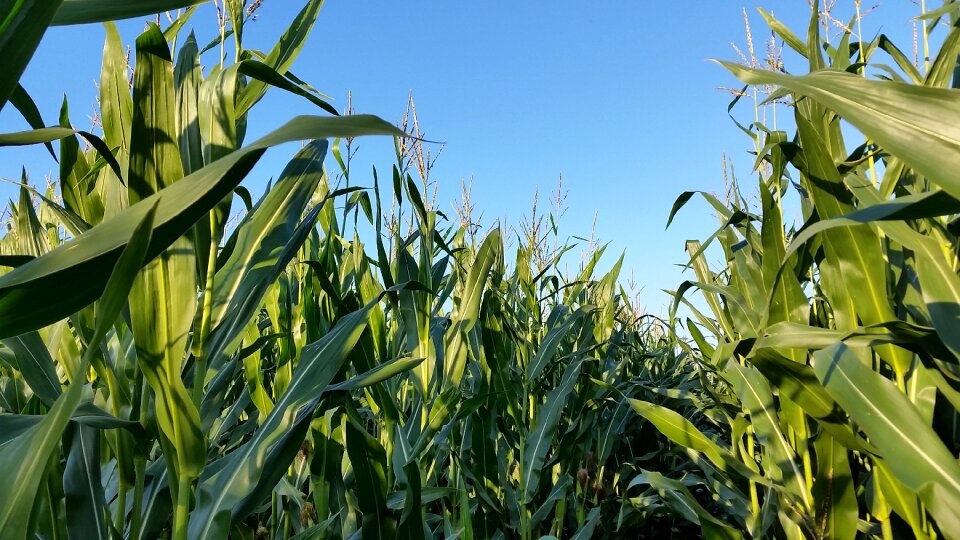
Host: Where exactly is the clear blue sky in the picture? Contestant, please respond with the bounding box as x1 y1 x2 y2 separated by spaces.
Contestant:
0 1 928 314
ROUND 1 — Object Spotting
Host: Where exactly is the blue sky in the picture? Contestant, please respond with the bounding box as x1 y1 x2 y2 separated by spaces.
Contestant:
0 1 930 314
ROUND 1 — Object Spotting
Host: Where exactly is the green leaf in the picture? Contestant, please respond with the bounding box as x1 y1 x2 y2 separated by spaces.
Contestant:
792 108 910 373
345 420 396 538
521 357 583 502
99 21 133 187
784 177 960 363
526 306 589 382
395 461 426 539
0 366 85 540
812 343 960 534
812 434 857 540
0 201 155 540
235 0 324 116
63 424 108 540
726 361 811 510
199 64 238 164
174 31 203 175
190 303 374 540
757 8 806 57
529 475 573 530
626 398 764 482
570 507 601 540
915 1 960 21
129 23 183 202
719 62 960 203
0 127 122 182
52 0 209 25
127 22 203 485
876 35 923 84
0 332 61 406
0 114 404 339
9 85 55 158
236 59 337 116
0 0 64 112
443 228 501 389
204 140 328 363
58 97 97 223
326 355 424 393
629 471 743 539
748 349 876 454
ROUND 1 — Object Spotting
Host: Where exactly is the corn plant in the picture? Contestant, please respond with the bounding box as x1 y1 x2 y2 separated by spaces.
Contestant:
9 1 960 540
0 2 714 539
659 4 960 539
0 2 407 539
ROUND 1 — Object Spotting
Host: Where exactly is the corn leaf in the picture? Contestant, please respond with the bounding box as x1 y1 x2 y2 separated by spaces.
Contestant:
52 0 208 25
0 114 403 339
812 343 960 535
0 0 63 112
720 62 960 203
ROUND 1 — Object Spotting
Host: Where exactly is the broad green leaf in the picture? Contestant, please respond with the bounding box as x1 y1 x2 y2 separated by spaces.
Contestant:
0 114 404 339
529 474 572 530
792 109 910 372
757 8 806 57
0 365 86 540
812 343 960 534
626 398 764 482
199 63 239 165
224 0 243 48
0 331 61 406
190 303 373 540
235 0 324 117
876 35 923 84
395 461 426 539
236 59 337 116
527 305 589 382
443 228 501 389
726 361 811 511
785 178 960 363
58 97 97 223
326 355 424 393
52 0 208 25
345 419 396 538
100 22 132 168
812 434 857 540
129 23 183 202
0 201 155 540
570 507 601 540
9 85 55 158
204 140 328 360
161 5 198 42
629 471 744 540
0 0 64 112
14 183 41 255
757 150 808 339
873 459 927 537
127 23 203 487
174 31 203 175
916 1 960 21
922 16 960 88
97 21 132 220
63 424 108 540
521 357 583 502
0 127 122 182
749 349 876 454
720 62 960 203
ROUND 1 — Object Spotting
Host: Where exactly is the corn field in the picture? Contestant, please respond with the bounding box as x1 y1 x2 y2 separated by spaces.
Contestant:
1 1 960 539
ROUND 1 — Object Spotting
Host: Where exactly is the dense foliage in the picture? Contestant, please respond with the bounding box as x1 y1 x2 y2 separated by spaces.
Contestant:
2 1 960 539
